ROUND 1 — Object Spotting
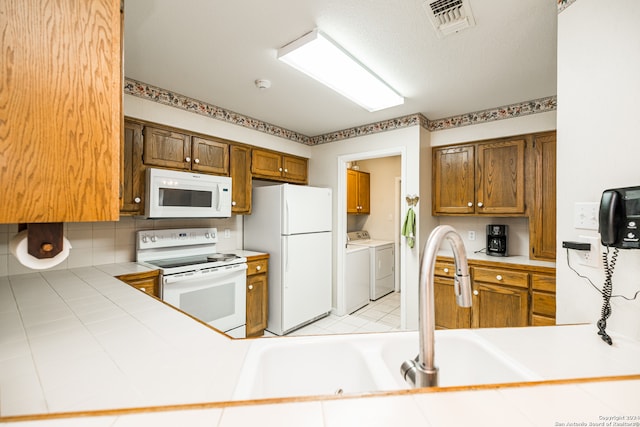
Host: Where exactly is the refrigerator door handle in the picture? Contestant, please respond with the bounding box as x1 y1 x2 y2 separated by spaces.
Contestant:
284 200 289 235
283 237 289 287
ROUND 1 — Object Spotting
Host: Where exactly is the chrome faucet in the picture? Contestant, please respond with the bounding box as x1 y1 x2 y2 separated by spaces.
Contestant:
400 225 472 387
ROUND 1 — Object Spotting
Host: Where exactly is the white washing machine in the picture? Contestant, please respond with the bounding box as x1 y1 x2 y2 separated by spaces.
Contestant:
345 244 370 314
347 231 395 300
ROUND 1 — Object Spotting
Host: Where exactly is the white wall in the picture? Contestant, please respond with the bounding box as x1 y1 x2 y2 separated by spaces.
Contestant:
355 156 401 242
557 0 640 340
312 127 423 328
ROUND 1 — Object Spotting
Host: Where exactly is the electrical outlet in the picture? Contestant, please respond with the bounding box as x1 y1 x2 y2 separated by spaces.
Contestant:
578 235 600 267
224 229 231 238
468 231 476 241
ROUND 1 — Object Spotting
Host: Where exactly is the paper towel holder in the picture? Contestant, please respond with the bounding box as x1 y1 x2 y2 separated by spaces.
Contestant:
18 223 64 259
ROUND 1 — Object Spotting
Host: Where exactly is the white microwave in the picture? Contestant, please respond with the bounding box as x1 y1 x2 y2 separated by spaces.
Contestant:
145 168 232 218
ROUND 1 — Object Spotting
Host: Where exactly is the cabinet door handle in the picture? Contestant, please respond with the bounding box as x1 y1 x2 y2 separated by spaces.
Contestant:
248 285 253 290
231 201 237 206
473 290 479 296
185 156 191 163
467 202 473 207
284 168 288 173
140 287 146 292
443 268 449 273
496 275 503 281
194 158 200 164
256 265 261 271
477 202 484 207
279 167 283 172
134 197 141 204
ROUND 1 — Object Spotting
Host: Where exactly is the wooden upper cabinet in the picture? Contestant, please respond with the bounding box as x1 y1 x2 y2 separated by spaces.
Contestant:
142 126 230 175
252 150 284 180
347 170 370 214
529 132 557 261
251 149 308 184
191 136 230 175
282 156 308 183
143 126 192 170
432 138 526 216
230 145 252 214
475 139 525 214
0 0 122 223
121 120 146 216
432 145 475 214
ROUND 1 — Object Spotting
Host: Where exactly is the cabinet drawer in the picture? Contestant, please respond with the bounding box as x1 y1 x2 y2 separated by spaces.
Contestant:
472 267 528 288
531 273 555 292
247 258 268 276
117 270 160 297
532 314 556 326
434 261 455 278
532 291 556 317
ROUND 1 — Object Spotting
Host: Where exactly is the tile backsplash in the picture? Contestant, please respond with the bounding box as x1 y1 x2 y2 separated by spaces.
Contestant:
0 216 243 277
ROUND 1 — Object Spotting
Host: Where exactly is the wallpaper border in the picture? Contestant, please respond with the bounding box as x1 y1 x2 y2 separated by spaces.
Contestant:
124 78 556 146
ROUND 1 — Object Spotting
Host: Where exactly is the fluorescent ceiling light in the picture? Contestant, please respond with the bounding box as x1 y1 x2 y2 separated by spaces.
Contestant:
277 29 404 112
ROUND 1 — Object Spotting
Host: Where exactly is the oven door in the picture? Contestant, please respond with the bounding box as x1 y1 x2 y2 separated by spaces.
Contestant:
162 263 247 332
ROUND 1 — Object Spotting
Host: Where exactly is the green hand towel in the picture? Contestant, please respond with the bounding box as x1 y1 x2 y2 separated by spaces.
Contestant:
402 207 416 248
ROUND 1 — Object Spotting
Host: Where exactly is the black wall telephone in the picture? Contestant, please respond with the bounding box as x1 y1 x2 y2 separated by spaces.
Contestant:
599 186 640 249
595 186 640 345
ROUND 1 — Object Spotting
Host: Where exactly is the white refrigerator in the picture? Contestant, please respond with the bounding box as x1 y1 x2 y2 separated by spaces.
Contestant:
244 184 332 335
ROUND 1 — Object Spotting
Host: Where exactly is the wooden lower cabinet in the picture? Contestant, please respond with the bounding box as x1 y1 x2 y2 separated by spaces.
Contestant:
471 282 529 328
435 257 555 329
531 273 556 326
434 260 471 329
246 254 269 337
116 270 160 298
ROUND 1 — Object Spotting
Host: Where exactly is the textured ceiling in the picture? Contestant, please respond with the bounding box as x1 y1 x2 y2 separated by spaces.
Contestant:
123 0 557 137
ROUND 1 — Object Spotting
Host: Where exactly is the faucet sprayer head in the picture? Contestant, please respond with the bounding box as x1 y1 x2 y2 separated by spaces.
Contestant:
454 274 472 307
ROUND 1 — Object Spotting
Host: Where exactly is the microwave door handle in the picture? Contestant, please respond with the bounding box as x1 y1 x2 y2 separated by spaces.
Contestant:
217 184 222 211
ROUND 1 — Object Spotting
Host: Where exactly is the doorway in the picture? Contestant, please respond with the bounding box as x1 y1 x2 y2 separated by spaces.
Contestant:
336 148 407 327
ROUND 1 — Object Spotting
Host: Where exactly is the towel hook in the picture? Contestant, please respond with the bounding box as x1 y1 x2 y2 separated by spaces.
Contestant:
406 195 419 207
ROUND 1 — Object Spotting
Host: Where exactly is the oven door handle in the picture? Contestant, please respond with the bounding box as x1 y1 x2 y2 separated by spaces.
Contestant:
163 263 247 285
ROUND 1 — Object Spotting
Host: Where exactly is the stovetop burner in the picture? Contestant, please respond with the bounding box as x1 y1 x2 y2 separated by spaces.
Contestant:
207 253 241 262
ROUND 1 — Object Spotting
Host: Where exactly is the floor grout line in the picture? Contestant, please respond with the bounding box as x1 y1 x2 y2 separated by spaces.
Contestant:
273 292 403 337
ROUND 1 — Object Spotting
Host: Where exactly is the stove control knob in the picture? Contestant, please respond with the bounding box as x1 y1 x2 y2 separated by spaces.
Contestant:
142 235 149 243
205 232 211 239
150 235 157 243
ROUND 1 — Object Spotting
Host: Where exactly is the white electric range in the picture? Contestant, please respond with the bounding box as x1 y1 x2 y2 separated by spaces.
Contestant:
136 228 247 334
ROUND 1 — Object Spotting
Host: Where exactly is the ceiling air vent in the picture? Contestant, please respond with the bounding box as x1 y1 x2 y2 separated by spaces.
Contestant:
423 0 476 38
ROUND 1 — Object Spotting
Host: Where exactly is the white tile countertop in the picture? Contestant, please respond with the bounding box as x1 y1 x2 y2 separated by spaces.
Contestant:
1 264 639 426
438 250 557 268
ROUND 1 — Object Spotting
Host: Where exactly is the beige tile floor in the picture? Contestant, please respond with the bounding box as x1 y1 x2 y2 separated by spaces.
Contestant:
267 292 402 337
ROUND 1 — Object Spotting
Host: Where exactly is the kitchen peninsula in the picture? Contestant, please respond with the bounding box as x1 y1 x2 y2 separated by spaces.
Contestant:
1 265 639 426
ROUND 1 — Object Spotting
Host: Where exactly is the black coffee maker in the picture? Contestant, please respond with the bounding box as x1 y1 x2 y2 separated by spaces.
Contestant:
486 225 508 257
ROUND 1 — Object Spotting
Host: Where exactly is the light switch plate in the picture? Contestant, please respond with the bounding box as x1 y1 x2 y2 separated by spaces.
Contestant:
574 202 599 230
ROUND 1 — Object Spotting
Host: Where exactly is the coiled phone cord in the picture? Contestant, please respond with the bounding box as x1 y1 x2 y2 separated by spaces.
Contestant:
597 246 618 345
